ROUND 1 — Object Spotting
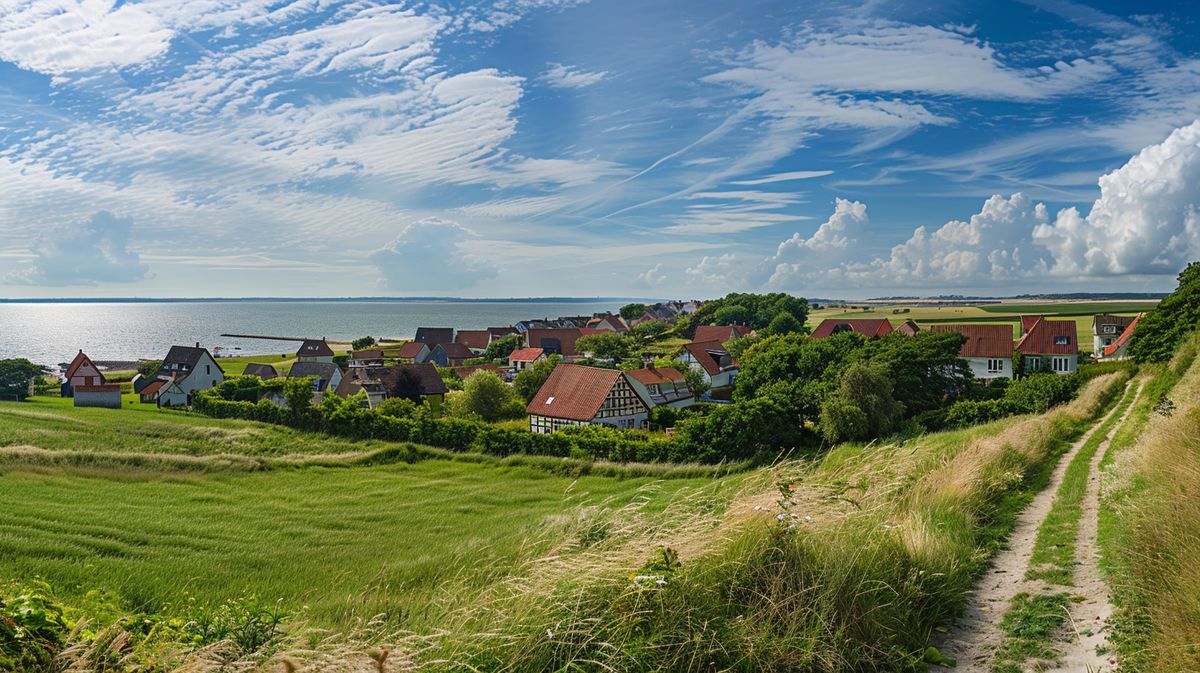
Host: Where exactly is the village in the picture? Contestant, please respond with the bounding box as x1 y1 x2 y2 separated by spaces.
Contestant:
54 297 1143 438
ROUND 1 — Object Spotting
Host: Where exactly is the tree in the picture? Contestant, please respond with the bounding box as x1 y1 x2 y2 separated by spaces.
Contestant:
711 304 752 327
620 303 648 321
682 292 809 337
351 336 376 350
1129 262 1200 363
282 376 315 413
673 360 709 399
387 368 426 404
629 319 669 341
0 359 47 401
137 359 163 378
576 333 634 361
764 311 804 337
514 355 559 403
483 334 521 361
733 331 864 425
376 396 418 418
820 362 904 443
674 397 801 462
457 370 521 422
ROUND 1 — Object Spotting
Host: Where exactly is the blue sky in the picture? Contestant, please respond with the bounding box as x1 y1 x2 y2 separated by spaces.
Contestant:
1 0 1198 299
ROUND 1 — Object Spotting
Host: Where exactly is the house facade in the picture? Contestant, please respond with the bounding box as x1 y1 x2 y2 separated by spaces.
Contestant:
429 342 474 367
524 328 585 356
296 338 335 363
527 364 650 433
1016 318 1078 374
508 347 546 372
74 384 121 409
1093 314 1138 353
155 344 225 403
395 341 431 364
288 361 343 403
61 350 104 397
625 365 694 410
1101 315 1141 360
348 349 385 368
930 324 1014 380
680 340 738 390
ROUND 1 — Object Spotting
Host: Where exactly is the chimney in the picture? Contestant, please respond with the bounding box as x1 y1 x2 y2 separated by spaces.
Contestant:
642 354 655 371
195 342 201 348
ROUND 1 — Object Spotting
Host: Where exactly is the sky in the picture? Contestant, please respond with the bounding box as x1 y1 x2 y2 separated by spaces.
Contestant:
0 0 1198 299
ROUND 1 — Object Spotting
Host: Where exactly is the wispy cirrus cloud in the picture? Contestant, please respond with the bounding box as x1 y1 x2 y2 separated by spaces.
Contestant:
539 62 608 88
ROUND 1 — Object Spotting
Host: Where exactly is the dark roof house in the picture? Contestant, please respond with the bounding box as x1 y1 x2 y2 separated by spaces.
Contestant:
525 328 586 356
243 363 278 379
454 330 492 351
415 328 455 346
288 361 343 392
296 338 335 359
157 344 224 378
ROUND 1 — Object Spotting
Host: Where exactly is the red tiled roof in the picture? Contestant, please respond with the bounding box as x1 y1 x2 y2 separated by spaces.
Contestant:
525 328 585 356
526 364 623 422
350 349 385 360
810 318 894 339
140 379 166 396
1103 315 1141 358
683 340 735 376
1016 319 1078 356
625 366 686 386
508 347 545 362
931 324 1014 358
64 351 98 380
694 325 751 343
1020 315 1043 334
396 342 427 358
455 330 492 350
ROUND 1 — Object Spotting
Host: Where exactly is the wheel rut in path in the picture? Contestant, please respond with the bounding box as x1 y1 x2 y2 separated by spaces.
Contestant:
933 381 1136 671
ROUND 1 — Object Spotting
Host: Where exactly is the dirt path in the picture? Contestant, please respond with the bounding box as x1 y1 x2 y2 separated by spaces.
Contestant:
934 382 1134 671
1040 380 1143 673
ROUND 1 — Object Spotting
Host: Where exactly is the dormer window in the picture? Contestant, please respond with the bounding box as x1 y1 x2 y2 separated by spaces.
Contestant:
1054 336 1069 345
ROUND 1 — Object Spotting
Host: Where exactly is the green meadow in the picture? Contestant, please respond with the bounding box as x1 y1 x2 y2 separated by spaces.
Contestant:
0 398 726 629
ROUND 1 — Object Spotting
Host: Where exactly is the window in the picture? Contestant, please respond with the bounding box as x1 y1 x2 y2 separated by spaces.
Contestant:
648 384 659 395
987 359 1004 373
1052 357 1071 373
1054 335 1069 345
1028 358 1041 371
1102 325 1117 334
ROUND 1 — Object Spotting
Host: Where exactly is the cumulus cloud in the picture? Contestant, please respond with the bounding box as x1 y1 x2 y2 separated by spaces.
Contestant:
1033 119 1200 276
686 253 750 289
5 211 149 286
637 263 667 287
370 218 498 292
766 198 868 286
539 62 608 88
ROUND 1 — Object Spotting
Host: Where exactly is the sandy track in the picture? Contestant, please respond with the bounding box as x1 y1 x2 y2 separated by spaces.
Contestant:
934 382 1134 671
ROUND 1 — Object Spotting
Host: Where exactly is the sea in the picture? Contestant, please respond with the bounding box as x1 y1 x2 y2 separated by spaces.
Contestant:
0 300 623 367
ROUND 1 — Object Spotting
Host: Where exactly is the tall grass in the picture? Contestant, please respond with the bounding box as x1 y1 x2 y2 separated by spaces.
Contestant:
1101 334 1200 671
400 373 1128 672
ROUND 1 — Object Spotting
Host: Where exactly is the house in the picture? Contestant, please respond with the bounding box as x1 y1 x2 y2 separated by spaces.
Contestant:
61 350 104 397
454 330 492 354
527 364 650 433
1101 315 1141 360
429 342 474 367
370 363 449 411
154 344 225 403
693 324 752 344
625 364 694 410
452 363 505 380
157 378 189 407
585 314 628 333
1093 314 1138 353
348 349 385 369
1016 318 1078 374
139 378 167 404
395 341 431 364
332 368 388 408
243 363 278 379
896 320 921 336
488 326 519 339
296 338 335 363
680 340 738 390
930 324 1014 380
508 347 546 372
288 361 344 402
415 327 455 347
810 318 894 339
74 384 121 409
524 328 586 356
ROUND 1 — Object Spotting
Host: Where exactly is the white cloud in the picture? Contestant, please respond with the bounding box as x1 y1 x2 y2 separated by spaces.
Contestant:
664 190 810 234
685 253 750 289
1034 119 1200 276
370 218 498 292
731 170 832 185
5 211 149 286
0 1 174 74
765 198 868 287
539 62 608 88
637 263 667 287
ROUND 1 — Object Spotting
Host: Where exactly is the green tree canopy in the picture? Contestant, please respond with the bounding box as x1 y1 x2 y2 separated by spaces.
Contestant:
684 292 809 336
0 359 46 401
136 359 163 378
351 336 376 350
619 303 648 321
1129 262 1200 363
763 311 804 337
457 370 522 422
819 361 904 443
483 334 521 361
513 355 560 403
576 333 635 361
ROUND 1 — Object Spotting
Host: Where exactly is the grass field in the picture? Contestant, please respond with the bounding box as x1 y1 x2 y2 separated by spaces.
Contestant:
0 398 729 630
808 300 1156 353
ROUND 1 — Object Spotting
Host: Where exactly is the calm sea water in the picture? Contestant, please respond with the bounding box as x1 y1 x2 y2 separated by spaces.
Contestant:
0 301 619 366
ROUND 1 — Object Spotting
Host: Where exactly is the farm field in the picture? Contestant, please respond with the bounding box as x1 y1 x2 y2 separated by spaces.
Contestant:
808 300 1157 352
0 398 728 629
